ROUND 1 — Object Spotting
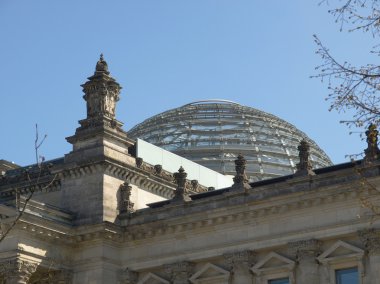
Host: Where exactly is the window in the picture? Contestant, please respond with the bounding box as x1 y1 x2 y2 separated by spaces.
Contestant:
317 241 363 284
269 278 290 284
335 267 359 284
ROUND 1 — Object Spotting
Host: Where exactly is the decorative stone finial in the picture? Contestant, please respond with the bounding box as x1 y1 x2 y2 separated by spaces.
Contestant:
232 154 251 192
295 139 315 176
119 182 134 214
173 166 190 201
81 55 121 122
95 53 109 74
364 124 380 162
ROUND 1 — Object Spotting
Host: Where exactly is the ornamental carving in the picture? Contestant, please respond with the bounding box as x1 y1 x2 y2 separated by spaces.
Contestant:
136 157 143 168
119 182 134 214
224 250 256 271
190 180 199 191
154 164 163 175
232 154 251 191
295 139 315 176
165 261 194 284
173 167 190 202
81 54 121 121
358 228 380 254
364 124 380 162
288 239 321 261
0 259 38 283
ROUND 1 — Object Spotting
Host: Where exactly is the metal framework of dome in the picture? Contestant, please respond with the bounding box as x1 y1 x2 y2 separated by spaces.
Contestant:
128 100 332 181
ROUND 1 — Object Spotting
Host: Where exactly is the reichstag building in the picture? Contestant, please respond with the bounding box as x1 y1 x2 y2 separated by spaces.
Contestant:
0 55 378 284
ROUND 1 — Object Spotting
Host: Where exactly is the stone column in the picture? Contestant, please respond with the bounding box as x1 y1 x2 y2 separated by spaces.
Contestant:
0 259 37 284
165 261 194 284
359 229 380 284
288 239 321 284
224 250 255 283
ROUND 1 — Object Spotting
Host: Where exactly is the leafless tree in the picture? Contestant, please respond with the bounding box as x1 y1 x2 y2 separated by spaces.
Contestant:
0 124 56 242
314 0 380 129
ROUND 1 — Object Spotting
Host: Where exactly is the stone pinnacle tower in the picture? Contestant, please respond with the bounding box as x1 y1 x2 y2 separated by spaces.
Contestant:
66 54 134 164
62 55 135 224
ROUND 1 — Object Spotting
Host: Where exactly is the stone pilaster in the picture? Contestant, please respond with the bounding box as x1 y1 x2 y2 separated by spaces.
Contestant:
223 250 255 283
165 261 194 284
288 239 321 284
0 259 37 284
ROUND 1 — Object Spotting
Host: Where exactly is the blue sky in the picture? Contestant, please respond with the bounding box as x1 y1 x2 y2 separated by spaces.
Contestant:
0 1 376 166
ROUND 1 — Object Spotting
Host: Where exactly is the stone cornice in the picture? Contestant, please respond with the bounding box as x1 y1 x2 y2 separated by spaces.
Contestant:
9 214 124 246
122 180 368 242
57 159 177 199
0 176 61 198
5 172 375 248
3 159 380 250
57 157 207 199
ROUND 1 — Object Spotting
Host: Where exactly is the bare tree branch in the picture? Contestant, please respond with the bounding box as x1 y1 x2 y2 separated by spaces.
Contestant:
313 1 380 129
0 125 56 242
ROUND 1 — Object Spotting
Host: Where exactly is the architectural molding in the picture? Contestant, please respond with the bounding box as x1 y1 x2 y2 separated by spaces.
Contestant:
189 263 230 284
124 186 362 241
251 252 295 284
137 272 169 284
317 240 365 283
0 178 61 198
317 240 364 263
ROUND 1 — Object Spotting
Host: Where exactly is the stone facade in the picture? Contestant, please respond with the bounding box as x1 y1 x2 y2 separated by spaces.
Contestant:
1 56 380 283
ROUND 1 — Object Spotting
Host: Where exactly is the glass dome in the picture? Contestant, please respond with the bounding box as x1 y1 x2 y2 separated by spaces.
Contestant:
128 100 332 181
